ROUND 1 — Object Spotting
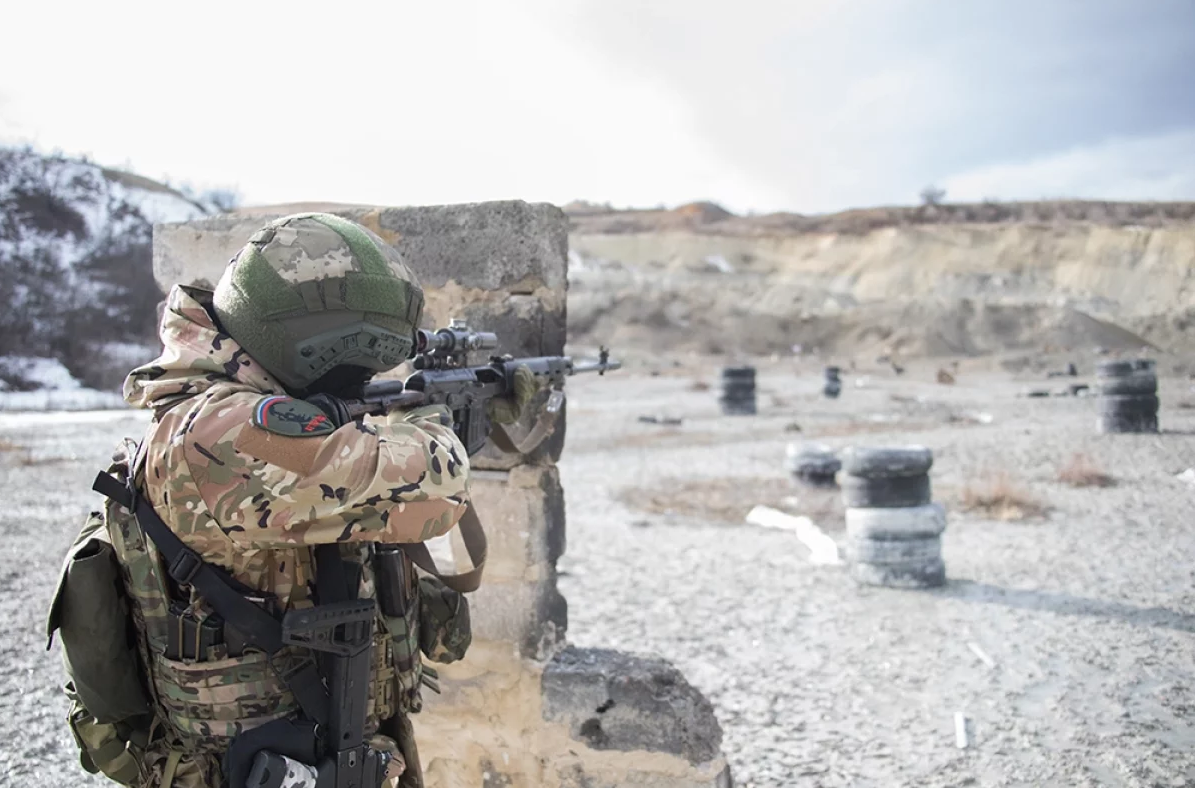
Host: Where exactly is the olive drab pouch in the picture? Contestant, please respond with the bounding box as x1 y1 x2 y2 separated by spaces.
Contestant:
417 576 472 664
47 509 151 722
47 506 153 784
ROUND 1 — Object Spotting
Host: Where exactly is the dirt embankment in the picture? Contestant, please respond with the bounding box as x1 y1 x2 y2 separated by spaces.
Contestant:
566 201 1195 363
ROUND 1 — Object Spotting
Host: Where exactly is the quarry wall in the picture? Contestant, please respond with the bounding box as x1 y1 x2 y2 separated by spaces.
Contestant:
571 223 1195 318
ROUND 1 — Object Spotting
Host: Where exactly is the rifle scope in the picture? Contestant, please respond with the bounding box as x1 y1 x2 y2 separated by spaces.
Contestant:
415 322 498 356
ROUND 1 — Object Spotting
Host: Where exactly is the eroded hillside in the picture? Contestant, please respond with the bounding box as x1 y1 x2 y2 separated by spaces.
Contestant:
567 201 1195 363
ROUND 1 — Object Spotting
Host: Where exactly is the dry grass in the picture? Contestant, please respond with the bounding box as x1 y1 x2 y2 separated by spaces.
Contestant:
958 471 1048 521
808 420 936 438
1057 453 1116 488
688 380 711 392
0 439 20 453
618 476 842 526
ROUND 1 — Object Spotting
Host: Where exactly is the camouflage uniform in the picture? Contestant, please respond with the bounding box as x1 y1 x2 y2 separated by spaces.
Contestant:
125 284 469 600
109 215 471 787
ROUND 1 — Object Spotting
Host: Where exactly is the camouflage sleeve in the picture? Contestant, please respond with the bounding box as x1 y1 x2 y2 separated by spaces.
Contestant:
179 391 470 548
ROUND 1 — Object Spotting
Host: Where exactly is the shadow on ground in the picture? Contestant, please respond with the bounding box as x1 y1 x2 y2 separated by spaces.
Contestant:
941 579 1195 634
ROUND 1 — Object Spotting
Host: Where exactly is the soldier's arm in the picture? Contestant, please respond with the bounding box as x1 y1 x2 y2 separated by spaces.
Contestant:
182 390 470 548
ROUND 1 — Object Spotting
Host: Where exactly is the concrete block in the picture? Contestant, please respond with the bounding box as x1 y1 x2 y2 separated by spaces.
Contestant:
542 647 724 766
466 466 566 580
467 569 567 659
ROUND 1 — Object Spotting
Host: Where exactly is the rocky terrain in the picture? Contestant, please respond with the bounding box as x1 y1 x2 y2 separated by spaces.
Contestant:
3 362 1194 786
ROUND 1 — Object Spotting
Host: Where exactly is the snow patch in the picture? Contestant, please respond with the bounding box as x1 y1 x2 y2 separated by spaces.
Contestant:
0 356 82 390
0 389 127 412
0 356 128 411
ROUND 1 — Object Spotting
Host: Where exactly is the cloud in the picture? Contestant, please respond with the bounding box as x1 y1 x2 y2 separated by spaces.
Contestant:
532 0 1195 211
1 0 1193 212
942 129 1195 202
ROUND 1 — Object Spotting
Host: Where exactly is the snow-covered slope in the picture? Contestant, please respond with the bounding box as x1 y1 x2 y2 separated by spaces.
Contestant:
0 148 206 272
0 147 216 402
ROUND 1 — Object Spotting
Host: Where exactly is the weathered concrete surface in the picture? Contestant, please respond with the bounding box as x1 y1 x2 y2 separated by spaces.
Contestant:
543 647 724 765
417 642 731 788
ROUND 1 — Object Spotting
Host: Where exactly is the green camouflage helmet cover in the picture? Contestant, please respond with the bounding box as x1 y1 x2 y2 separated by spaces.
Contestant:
213 212 424 390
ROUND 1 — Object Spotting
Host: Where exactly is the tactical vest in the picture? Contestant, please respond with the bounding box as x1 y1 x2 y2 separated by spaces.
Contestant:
50 444 436 788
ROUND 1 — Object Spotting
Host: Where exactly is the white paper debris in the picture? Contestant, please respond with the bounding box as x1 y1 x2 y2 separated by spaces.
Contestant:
967 641 996 668
745 505 841 565
954 712 969 749
1177 468 1195 486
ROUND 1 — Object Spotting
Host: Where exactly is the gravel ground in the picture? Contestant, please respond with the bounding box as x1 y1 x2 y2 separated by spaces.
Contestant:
3 364 1193 787
559 363 1195 788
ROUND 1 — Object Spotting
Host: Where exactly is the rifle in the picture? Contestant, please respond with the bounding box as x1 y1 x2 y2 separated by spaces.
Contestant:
343 319 621 456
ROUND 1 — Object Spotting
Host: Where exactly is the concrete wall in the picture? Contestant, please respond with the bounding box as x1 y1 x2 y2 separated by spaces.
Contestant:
153 201 729 788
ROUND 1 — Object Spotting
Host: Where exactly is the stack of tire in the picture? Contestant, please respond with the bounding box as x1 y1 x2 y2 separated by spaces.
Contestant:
784 443 841 487
823 366 842 399
1097 359 1158 434
841 446 945 588
719 366 757 416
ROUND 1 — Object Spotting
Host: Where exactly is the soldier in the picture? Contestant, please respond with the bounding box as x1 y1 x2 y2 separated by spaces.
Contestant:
57 213 537 788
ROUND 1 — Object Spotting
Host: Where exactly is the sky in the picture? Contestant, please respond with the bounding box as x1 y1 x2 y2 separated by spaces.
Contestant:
1 0 1192 214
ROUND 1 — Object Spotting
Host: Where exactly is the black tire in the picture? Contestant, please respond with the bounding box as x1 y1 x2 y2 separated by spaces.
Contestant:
823 382 842 399
1133 358 1156 372
848 536 941 565
842 473 931 508
1100 394 1159 416
794 470 839 488
784 444 841 477
1098 373 1157 396
721 381 756 395
845 504 947 540
851 558 946 589
1098 413 1159 434
841 445 934 479
721 367 756 380
1096 360 1135 377
720 400 757 416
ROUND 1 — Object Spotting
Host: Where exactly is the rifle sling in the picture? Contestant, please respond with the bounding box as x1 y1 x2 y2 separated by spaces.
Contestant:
489 398 562 457
400 503 487 594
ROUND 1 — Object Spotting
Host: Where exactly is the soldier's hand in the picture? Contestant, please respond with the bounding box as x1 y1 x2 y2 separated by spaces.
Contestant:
486 365 540 425
307 393 351 427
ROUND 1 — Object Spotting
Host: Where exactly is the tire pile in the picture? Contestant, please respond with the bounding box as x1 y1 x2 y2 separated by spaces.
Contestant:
841 446 946 588
720 366 757 416
784 443 841 487
823 366 842 399
1097 359 1159 434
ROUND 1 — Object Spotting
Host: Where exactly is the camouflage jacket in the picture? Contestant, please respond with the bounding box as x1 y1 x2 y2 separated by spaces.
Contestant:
124 284 471 609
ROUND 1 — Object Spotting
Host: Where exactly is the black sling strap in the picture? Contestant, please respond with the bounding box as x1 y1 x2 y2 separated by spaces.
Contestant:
92 470 331 727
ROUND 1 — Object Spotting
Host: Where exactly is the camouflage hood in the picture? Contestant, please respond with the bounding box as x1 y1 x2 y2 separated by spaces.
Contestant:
124 285 283 411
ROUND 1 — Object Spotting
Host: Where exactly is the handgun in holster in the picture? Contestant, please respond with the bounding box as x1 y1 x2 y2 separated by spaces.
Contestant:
243 599 392 788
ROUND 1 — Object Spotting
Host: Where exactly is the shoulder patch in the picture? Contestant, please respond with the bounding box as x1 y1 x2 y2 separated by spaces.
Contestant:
252 396 336 437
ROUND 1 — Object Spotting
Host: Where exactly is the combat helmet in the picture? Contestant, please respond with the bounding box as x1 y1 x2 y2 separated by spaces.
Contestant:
213 212 424 391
